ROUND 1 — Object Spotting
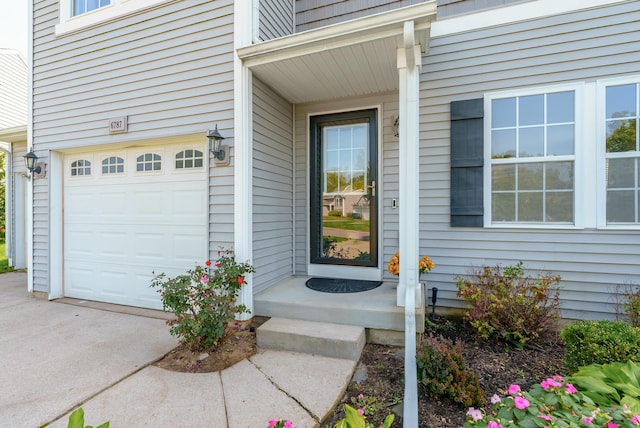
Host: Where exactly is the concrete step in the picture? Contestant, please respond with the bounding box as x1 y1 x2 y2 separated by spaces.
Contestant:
256 317 366 361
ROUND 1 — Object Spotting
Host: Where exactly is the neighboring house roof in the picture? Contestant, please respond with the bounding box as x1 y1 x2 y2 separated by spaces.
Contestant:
0 49 27 130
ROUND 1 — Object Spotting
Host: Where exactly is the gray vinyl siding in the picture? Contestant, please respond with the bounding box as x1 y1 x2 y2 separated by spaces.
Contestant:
436 0 531 18
294 92 399 275
252 78 294 293
420 0 640 319
259 0 295 40
32 0 236 292
295 0 426 32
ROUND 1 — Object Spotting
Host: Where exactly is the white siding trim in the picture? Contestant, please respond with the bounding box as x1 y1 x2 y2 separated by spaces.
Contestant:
26 0 34 293
49 151 63 299
234 1 254 318
431 0 628 38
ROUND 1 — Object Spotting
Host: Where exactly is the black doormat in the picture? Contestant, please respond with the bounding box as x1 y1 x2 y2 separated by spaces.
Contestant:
305 277 383 294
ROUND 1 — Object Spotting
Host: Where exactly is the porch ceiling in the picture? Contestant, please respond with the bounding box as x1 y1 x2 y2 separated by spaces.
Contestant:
237 2 437 105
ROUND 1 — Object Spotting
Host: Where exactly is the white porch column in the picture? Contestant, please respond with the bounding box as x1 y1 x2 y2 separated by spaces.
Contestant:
397 20 422 428
233 2 254 320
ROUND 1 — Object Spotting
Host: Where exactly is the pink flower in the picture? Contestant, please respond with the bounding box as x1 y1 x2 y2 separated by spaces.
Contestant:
283 422 293 428
632 415 640 425
514 396 530 410
541 377 562 390
358 393 364 399
607 422 619 428
564 383 577 394
487 422 503 428
491 394 501 404
201 276 209 283
508 384 521 395
237 277 245 285
583 416 593 425
538 414 552 421
467 407 483 421
357 409 364 415
268 420 278 428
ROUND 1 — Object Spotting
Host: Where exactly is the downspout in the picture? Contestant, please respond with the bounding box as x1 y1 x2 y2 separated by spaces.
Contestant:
398 20 421 427
26 0 34 293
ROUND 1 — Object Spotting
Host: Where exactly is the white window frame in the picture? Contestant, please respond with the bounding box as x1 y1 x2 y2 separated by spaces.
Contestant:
56 0 174 36
596 74 640 230
484 82 586 229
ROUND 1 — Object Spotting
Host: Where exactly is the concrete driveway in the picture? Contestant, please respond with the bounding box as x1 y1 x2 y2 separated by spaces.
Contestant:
0 272 178 427
0 272 357 428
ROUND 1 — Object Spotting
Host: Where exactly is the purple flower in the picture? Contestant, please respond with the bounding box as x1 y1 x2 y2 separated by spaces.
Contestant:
467 407 483 421
491 394 501 404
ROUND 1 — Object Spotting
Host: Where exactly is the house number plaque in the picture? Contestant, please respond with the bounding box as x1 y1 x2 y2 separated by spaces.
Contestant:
109 116 128 134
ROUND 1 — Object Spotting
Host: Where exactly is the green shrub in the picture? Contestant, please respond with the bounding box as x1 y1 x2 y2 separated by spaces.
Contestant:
328 210 342 217
618 283 640 327
560 319 640 372
150 248 255 350
455 261 561 348
416 334 484 407
570 360 640 414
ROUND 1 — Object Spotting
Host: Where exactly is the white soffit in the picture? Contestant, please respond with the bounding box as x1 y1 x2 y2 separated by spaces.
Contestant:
237 2 437 104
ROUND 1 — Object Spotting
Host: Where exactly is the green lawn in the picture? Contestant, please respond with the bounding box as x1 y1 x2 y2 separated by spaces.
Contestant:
0 240 14 274
322 216 370 231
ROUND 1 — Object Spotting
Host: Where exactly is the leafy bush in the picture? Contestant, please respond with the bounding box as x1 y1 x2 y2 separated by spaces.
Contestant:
328 210 343 217
416 334 484 407
455 261 561 348
334 404 394 428
150 249 255 350
463 375 640 427
570 360 640 414
617 283 640 327
67 408 109 428
560 319 640 372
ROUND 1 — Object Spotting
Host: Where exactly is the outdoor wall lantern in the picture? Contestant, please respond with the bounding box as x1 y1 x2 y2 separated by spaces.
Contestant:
23 148 46 178
207 125 229 165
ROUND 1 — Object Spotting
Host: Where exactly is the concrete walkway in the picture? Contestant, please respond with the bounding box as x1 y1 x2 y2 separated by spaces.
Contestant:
0 272 356 427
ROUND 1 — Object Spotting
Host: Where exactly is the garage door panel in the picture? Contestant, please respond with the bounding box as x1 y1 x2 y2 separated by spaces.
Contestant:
64 143 207 309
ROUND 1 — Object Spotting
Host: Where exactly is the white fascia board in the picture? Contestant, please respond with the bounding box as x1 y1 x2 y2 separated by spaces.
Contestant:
431 0 628 37
237 1 436 67
0 126 27 141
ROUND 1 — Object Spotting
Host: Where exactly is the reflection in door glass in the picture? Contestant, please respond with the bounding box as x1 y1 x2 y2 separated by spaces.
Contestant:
321 123 371 261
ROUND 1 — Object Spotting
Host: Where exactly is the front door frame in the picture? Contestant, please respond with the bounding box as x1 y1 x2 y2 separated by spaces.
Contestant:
307 105 383 281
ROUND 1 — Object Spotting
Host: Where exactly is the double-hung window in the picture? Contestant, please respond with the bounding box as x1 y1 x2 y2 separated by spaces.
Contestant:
72 0 110 16
602 79 640 225
487 87 578 226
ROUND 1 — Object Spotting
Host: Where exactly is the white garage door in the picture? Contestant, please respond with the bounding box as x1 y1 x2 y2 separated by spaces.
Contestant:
64 143 208 309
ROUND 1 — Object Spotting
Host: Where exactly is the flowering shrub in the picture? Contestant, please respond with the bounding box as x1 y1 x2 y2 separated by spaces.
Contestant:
464 376 640 428
150 248 255 349
334 404 394 428
417 334 484 407
267 419 297 428
455 261 561 348
387 252 435 277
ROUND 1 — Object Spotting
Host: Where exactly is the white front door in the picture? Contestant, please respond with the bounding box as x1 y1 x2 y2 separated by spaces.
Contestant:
63 143 208 309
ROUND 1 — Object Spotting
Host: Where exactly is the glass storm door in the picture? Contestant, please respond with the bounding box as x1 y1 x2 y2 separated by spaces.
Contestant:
310 109 378 268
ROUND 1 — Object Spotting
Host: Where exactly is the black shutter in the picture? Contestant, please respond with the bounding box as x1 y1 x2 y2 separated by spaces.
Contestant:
450 98 484 227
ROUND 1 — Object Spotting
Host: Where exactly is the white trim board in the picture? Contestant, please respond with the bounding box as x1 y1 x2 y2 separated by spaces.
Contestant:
431 0 628 38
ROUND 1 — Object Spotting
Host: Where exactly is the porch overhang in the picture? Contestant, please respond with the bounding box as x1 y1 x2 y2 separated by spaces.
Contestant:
236 2 437 104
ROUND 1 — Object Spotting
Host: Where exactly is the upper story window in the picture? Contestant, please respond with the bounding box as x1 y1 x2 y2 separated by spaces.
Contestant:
488 88 576 225
102 156 125 175
73 0 110 17
604 80 640 224
175 150 204 169
70 159 91 176
57 0 170 36
136 153 162 172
